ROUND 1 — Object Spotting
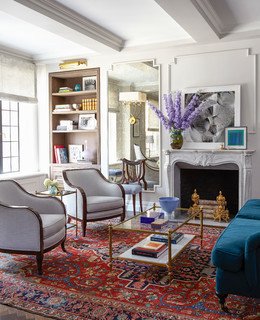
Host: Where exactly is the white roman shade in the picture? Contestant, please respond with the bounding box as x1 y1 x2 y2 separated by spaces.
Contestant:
0 53 37 103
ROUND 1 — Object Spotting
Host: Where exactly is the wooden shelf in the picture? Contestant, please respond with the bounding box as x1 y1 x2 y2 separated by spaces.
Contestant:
52 129 98 133
52 90 96 97
52 110 97 115
49 68 101 187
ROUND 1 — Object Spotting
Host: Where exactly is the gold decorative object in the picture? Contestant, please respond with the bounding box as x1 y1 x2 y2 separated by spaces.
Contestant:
59 59 87 70
189 189 201 218
189 189 230 222
214 191 230 222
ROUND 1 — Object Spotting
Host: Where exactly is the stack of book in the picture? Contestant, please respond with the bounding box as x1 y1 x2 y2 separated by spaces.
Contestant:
53 104 73 112
150 232 184 244
132 241 167 258
58 87 73 93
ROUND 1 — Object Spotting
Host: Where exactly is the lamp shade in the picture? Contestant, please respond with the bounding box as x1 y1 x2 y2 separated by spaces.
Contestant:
119 91 147 102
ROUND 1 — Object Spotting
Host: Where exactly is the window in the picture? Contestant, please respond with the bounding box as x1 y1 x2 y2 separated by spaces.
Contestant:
0 100 19 173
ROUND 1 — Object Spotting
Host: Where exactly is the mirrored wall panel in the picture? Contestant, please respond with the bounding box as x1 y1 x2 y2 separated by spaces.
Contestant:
108 60 160 191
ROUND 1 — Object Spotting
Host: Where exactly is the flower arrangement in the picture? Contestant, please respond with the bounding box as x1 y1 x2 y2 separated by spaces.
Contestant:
148 91 202 131
44 178 59 195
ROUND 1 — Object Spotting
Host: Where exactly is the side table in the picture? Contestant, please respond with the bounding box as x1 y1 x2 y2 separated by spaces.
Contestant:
36 190 78 237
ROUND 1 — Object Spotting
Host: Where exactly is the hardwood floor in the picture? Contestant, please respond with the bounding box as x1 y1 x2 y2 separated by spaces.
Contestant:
0 303 53 320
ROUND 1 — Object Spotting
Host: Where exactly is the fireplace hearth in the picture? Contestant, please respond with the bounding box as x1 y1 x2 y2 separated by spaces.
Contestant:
181 168 238 217
165 149 254 212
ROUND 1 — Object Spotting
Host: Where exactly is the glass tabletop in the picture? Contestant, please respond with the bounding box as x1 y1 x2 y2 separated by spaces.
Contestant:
113 206 198 234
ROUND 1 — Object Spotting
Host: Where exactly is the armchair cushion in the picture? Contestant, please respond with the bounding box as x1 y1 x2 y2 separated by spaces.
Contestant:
40 214 66 240
212 217 260 272
87 196 124 212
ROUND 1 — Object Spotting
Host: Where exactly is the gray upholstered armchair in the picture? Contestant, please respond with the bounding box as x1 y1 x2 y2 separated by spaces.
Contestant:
0 180 67 275
62 168 125 237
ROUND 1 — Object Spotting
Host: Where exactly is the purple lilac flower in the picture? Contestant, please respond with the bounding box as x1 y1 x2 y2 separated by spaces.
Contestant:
173 91 182 129
148 91 202 132
166 93 175 127
148 102 170 129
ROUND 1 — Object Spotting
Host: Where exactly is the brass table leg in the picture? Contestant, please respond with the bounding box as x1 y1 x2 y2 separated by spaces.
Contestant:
199 206 204 247
167 231 173 282
109 225 113 272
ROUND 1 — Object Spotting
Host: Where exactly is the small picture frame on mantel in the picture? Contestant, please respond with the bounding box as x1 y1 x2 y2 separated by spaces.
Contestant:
224 126 247 150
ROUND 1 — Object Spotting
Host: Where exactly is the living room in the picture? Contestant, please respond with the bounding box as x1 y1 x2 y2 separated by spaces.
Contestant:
0 0 259 319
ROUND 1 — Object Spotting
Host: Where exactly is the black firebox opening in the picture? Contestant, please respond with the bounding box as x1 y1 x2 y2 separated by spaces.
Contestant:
180 168 239 217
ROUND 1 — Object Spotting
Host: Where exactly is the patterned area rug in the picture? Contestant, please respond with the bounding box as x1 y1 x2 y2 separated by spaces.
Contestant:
0 221 259 320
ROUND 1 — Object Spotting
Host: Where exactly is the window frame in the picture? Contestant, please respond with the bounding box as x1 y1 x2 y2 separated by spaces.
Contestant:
0 100 20 173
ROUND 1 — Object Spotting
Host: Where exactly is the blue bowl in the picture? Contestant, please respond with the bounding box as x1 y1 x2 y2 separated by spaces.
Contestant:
159 197 180 214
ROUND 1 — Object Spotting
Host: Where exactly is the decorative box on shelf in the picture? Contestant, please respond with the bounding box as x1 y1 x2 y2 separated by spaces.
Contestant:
151 219 168 229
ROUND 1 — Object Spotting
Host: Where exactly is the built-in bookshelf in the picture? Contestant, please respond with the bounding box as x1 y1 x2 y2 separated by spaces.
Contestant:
49 68 101 187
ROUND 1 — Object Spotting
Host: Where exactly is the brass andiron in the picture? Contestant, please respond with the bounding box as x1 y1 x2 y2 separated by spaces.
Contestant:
189 189 201 218
214 191 230 222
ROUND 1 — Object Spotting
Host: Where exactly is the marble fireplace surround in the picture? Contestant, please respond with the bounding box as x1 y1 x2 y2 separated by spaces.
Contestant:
164 149 255 210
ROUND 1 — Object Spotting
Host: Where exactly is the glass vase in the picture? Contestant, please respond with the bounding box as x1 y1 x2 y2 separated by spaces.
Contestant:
48 186 58 195
170 129 183 149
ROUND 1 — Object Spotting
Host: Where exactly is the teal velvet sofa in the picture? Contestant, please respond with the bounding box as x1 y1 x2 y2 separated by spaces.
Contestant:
211 199 260 311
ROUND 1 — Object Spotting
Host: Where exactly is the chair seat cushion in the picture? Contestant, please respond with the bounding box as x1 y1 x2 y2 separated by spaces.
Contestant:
87 196 124 213
212 217 260 272
121 184 142 195
40 214 66 239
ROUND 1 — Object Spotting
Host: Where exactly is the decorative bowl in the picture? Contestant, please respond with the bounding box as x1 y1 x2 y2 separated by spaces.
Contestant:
159 197 180 214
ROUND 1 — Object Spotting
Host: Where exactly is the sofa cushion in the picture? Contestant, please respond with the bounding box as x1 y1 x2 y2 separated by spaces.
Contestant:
87 196 124 212
236 199 260 220
212 217 260 272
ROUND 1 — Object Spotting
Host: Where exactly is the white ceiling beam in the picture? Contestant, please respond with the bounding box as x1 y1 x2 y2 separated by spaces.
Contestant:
5 0 124 53
154 0 221 42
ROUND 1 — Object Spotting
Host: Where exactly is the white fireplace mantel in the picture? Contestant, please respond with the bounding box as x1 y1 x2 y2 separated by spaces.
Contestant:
164 149 255 209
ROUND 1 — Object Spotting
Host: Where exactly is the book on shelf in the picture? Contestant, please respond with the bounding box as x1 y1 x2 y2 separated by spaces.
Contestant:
58 87 73 93
53 145 65 163
150 232 184 244
56 147 68 164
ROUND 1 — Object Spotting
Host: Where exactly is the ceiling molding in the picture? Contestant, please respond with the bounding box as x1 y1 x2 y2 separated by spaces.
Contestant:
14 0 124 52
191 0 222 37
155 0 220 42
0 44 33 61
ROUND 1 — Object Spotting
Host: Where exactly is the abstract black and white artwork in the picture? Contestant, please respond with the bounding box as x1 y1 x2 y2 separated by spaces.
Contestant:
183 85 241 149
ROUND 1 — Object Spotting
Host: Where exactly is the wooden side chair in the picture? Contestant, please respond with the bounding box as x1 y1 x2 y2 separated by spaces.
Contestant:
120 158 147 215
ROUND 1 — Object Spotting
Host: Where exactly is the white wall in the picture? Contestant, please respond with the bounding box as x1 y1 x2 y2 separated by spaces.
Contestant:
38 37 260 203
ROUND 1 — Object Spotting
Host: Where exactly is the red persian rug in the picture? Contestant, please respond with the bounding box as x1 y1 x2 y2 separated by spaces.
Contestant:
0 221 259 320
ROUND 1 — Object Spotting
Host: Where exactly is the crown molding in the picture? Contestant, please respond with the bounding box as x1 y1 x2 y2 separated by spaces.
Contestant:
0 45 34 62
14 0 124 52
191 0 222 38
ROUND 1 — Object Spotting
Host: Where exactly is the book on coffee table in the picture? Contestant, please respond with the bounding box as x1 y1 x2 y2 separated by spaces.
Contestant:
150 232 184 244
132 241 167 258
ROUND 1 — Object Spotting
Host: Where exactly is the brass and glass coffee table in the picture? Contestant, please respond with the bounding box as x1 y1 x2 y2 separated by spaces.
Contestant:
109 205 203 278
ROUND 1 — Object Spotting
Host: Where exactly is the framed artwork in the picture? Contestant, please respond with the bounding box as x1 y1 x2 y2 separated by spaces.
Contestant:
225 127 247 149
68 144 83 163
183 85 241 149
82 76 97 91
78 114 97 130
133 118 140 137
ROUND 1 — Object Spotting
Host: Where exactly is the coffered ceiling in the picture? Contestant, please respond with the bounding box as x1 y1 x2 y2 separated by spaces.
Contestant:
0 0 259 61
